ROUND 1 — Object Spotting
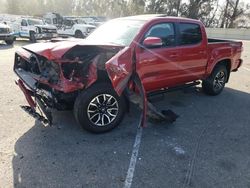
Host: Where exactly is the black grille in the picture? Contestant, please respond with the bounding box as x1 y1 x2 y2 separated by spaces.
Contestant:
0 28 8 34
42 28 57 34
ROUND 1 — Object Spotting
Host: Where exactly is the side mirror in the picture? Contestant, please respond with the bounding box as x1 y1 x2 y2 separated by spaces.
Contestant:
143 37 163 48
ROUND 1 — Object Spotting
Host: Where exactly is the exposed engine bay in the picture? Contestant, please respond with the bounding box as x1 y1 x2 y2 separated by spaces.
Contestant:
15 45 121 89
14 45 122 116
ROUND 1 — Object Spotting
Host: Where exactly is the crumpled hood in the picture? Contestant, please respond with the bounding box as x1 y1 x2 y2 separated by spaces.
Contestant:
22 39 123 60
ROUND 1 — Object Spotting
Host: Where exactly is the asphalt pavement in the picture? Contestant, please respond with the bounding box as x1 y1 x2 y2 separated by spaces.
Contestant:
0 39 250 188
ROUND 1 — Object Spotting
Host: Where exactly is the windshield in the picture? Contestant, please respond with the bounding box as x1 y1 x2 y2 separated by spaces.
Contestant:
77 19 87 24
86 19 146 46
27 19 44 26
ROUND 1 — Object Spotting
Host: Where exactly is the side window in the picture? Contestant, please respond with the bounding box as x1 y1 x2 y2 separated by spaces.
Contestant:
145 23 175 47
45 18 52 24
53 18 57 24
21 19 27 26
179 23 202 45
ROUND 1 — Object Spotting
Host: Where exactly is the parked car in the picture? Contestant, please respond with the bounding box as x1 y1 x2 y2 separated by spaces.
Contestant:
14 15 243 133
79 16 107 27
11 17 58 42
59 17 96 38
0 23 15 45
43 13 96 38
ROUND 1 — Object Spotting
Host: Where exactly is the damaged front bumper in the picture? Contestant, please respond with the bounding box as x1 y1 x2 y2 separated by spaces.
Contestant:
14 42 179 129
16 79 52 126
35 33 58 40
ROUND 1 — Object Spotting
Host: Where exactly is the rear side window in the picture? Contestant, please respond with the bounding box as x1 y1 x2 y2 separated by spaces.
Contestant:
179 23 202 45
145 23 176 47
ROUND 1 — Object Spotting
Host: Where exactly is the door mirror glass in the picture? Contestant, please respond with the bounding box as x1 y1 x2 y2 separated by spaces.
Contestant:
143 37 163 48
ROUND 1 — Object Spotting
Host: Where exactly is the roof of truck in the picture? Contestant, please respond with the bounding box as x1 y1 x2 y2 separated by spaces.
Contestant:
118 14 201 23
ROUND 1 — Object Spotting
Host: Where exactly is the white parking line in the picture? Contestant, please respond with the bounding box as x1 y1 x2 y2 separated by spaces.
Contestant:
243 67 250 71
124 126 143 188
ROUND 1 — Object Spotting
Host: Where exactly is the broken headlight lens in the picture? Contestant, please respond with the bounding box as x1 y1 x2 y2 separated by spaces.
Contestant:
39 60 60 84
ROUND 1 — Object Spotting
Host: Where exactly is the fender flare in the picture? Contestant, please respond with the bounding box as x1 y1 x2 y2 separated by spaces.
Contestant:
207 58 231 75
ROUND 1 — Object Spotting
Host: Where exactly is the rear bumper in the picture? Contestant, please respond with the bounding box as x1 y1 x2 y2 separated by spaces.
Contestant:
232 59 243 72
237 59 243 68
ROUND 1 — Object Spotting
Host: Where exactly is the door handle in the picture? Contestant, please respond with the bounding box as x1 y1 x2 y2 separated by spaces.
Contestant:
169 53 178 58
199 50 206 55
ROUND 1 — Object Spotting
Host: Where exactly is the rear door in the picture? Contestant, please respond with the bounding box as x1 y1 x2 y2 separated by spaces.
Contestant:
136 22 181 92
176 22 208 82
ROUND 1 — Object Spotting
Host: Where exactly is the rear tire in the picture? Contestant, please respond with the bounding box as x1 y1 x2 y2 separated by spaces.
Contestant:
202 64 228 96
74 83 126 133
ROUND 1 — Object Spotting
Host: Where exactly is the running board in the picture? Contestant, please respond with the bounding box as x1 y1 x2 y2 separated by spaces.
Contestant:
148 81 200 97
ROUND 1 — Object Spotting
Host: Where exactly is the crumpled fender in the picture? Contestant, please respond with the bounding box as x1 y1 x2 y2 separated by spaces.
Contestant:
85 56 98 88
105 47 133 96
105 47 178 127
105 47 148 127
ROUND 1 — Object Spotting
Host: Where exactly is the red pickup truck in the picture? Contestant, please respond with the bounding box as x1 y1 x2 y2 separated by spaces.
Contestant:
14 15 243 133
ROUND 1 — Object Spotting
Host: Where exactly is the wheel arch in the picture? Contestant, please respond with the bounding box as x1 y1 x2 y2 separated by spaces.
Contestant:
93 71 130 112
75 29 82 34
73 82 127 133
29 30 36 35
209 58 231 82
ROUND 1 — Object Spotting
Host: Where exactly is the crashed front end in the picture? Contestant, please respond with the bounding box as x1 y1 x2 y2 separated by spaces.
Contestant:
14 40 177 128
14 42 126 125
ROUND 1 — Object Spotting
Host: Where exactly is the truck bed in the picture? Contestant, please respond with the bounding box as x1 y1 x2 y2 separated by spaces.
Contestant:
208 38 236 43
207 38 243 72
207 38 242 50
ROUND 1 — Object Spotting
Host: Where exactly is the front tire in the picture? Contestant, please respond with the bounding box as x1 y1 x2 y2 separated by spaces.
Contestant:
74 83 126 133
5 39 14 45
75 30 84 38
202 64 228 96
29 31 36 43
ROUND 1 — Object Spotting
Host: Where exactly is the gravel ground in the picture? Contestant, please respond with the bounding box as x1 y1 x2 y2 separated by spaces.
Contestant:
0 39 250 188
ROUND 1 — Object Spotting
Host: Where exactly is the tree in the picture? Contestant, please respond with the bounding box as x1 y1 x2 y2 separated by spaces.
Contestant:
1 0 250 28
181 0 217 19
220 0 246 28
128 0 145 15
147 0 182 16
6 0 20 14
228 0 243 28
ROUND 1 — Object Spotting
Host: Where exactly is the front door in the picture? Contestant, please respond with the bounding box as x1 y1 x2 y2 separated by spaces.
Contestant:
136 22 181 92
